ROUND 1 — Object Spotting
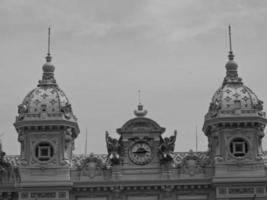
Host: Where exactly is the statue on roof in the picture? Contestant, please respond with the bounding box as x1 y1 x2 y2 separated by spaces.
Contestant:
159 130 177 162
105 131 121 165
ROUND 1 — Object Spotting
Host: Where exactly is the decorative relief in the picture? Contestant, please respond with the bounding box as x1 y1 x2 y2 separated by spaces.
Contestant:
179 150 204 176
79 153 105 178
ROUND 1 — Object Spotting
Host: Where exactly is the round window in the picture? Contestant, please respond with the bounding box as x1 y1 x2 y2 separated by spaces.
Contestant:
35 142 54 161
230 137 248 157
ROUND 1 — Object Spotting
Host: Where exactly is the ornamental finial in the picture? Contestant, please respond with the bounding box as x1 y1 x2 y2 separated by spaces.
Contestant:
228 25 234 61
223 25 242 85
46 26 52 62
39 26 57 86
134 90 147 117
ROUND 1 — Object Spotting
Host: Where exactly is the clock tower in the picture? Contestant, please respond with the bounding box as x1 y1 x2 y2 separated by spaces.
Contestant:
106 102 177 175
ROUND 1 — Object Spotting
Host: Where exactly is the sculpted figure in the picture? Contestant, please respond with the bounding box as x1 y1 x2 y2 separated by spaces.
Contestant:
63 128 73 164
159 130 177 161
105 131 121 165
61 103 72 119
17 104 28 120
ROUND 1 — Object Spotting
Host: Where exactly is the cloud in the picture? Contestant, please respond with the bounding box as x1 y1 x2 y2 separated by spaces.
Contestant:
121 0 267 43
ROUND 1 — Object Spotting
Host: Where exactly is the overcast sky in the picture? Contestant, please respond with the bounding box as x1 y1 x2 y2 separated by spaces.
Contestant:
1 0 267 155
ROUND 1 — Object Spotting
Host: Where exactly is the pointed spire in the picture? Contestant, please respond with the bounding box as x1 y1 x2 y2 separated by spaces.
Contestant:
223 25 242 85
39 27 57 86
228 25 234 61
134 90 147 117
46 26 52 62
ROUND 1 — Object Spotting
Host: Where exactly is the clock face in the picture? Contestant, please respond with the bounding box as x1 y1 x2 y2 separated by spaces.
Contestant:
129 142 153 165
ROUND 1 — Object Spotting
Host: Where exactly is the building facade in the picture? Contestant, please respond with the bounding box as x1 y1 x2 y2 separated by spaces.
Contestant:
0 29 267 200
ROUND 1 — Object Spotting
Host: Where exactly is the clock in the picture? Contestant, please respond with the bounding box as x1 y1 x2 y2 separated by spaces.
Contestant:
129 142 153 165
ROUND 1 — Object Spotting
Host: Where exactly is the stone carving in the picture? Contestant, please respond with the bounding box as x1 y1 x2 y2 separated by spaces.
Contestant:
180 150 204 176
255 100 263 111
159 130 177 162
105 131 121 165
61 103 72 119
208 101 220 117
17 103 28 120
0 147 20 183
18 130 27 165
80 153 105 178
63 128 74 164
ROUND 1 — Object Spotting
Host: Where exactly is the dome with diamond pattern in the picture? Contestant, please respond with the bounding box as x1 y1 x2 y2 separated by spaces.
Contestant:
16 54 77 122
205 51 264 120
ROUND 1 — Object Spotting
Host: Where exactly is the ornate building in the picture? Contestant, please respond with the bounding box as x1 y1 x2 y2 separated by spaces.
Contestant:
0 27 267 200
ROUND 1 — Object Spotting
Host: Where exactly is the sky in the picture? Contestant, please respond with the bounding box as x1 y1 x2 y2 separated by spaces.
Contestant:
1 0 267 155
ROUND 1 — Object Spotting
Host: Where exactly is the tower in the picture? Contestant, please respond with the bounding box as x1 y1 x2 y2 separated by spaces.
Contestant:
13 28 79 185
203 26 267 178
106 100 177 178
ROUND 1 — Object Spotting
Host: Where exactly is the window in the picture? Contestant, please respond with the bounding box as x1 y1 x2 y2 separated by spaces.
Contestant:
35 142 54 161
230 138 248 157
41 104 47 112
234 100 241 109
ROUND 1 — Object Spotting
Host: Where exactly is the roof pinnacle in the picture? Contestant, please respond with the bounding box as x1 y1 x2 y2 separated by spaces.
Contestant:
46 26 52 62
223 25 242 85
134 90 147 117
228 25 234 61
38 27 57 86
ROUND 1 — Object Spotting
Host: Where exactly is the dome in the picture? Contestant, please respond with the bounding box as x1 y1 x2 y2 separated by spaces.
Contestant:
205 51 265 120
16 55 77 123
210 83 263 115
20 86 72 117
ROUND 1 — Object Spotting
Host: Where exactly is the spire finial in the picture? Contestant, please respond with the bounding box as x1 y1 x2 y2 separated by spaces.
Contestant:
223 25 242 85
48 26 51 55
46 26 52 62
134 90 147 117
39 26 57 86
137 89 143 111
228 25 234 61
228 25 232 52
